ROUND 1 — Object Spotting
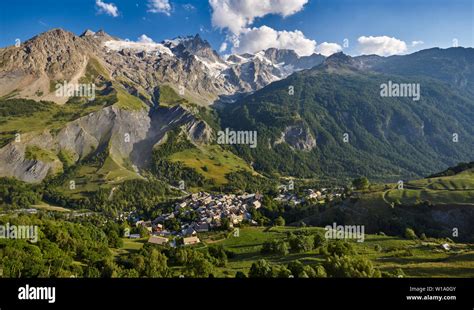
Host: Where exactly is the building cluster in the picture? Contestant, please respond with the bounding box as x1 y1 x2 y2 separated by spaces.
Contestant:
132 192 262 247
275 187 345 205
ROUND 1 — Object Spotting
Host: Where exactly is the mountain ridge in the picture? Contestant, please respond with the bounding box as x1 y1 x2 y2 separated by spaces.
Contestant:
0 27 473 187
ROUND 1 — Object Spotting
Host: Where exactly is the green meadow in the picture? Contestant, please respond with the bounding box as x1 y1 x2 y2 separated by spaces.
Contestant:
117 227 474 278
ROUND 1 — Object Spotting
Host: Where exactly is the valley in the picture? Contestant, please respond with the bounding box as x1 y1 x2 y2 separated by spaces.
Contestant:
0 27 472 279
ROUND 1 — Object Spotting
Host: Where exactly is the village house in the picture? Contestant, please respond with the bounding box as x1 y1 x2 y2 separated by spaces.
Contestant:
183 236 201 246
182 226 197 236
148 235 169 246
153 223 163 233
252 200 262 209
194 222 210 232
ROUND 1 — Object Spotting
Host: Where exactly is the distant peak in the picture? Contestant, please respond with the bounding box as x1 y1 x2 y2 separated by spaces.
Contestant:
90 29 117 41
28 28 76 44
323 52 357 67
316 52 366 72
326 52 352 63
43 28 71 36
95 29 108 36
80 29 96 37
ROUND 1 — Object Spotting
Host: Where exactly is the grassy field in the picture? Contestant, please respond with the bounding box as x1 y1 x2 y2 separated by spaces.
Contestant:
158 85 188 107
357 169 474 207
31 203 72 213
117 226 474 278
113 238 148 257
0 99 107 147
114 85 147 111
170 145 255 185
54 153 143 199
213 227 474 278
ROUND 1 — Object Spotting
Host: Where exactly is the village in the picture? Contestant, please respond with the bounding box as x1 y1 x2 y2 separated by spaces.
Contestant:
130 185 347 248
130 192 263 247
274 185 346 205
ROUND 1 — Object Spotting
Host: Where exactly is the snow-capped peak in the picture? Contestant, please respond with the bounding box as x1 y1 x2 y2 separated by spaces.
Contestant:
104 39 174 56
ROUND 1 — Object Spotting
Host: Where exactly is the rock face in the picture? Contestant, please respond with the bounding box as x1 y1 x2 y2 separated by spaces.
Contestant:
0 29 93 103
0 104 212 182
0 133 61 183
0 27 326 182
275 123 316 151
0 28 327 105
224 49 325 93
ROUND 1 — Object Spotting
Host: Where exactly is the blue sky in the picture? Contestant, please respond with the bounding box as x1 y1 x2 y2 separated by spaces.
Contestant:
0 0 473 56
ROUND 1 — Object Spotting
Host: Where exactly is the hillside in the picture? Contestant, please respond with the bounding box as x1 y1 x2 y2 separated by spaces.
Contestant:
0 28 327 189
218 52 474 181
295 164 474 242
118 226 474 278
360 47 474 96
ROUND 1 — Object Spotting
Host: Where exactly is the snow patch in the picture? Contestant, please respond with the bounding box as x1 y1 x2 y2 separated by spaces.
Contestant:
104 40 174 56
194 55 229 78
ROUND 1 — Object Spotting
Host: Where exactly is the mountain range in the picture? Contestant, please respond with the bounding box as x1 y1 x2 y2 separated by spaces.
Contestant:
220 52 474 180
0 28 473 189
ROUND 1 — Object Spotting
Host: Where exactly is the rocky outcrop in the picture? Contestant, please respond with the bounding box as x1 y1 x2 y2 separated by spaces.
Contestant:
0 29 95 103
0 28 328 106
0 131 61 183
184 120 212 144
275 123 316 151
0 104 213 182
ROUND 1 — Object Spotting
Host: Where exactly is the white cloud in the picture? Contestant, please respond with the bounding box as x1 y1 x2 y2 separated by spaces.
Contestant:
411 40 424 47
183 3 196 11
315 42 342 56
96 0 119 17
209 0 308 34
233 25 316 56
357 36 408 56
219 42 228 53
148 0 172 15
138 34 155 44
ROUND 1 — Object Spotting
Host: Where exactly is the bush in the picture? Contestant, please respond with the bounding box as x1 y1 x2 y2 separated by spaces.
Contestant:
273 216 285 226
249 259 273 278
322 240 355 257
352 177 370 190
272 265 292 278
313 232 326 248
261 239 289 256
324 255 381 278
288 234 314 253
404 228 417 240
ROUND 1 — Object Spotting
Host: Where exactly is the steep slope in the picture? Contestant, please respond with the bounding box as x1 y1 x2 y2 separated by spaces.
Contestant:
0 28 327 106
0 29 94 104
356 47 474 95
0 27 327 186
298 165 474 241
218 53 474 180
0 93 212 183
224 48 325 93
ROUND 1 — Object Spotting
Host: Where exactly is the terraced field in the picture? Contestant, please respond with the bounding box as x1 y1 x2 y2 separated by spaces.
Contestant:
384 169 474 206
211 227 474 278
